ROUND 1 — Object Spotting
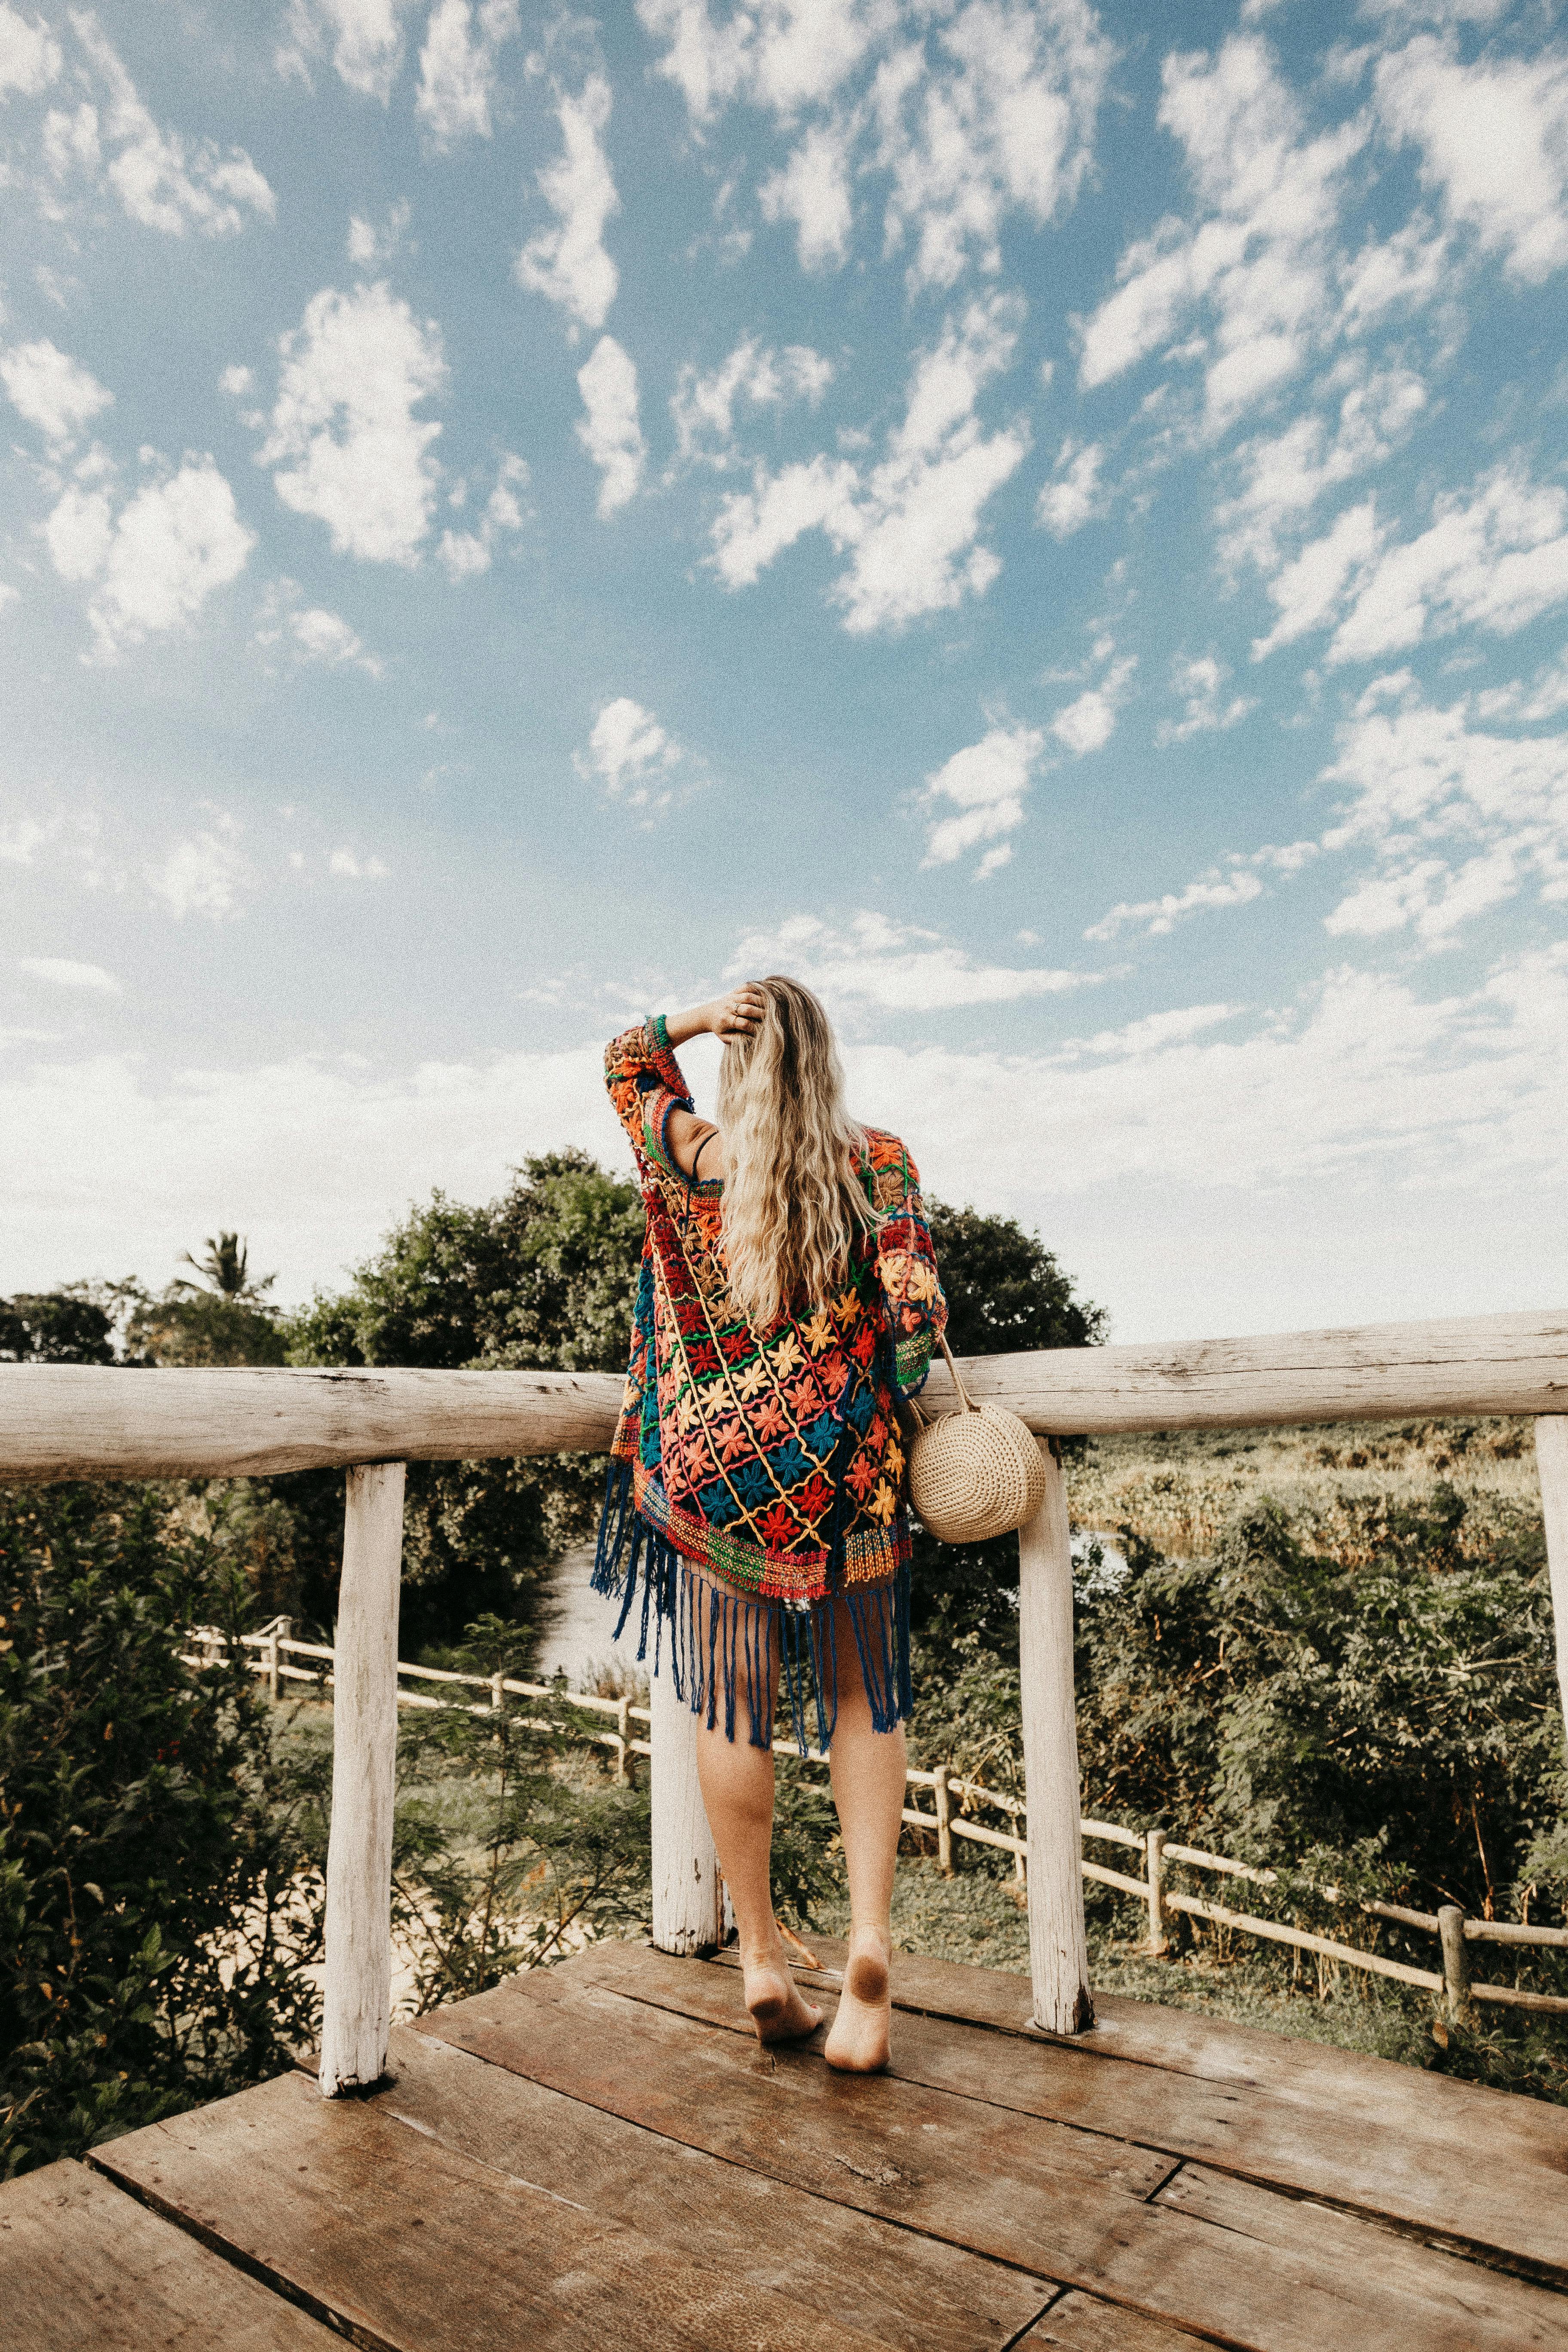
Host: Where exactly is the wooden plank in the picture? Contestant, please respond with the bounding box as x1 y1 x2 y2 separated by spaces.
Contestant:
416 1967 1568 2351
320 1461 404 2096
1156 2166 1568 2349
95 2067 905 2352
914 1308 1568 1435
4 1308 1566 1486
716 1937 1568 2166
1019 2291 1216 2348
1018 1442 1093 2034
577 1943 1568 2275
0 1363 623 1485
0 2158 337 2351
379 2022 1051 2352
418 1962 1172 2203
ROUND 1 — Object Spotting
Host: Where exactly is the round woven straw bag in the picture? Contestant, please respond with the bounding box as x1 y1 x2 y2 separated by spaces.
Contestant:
906 1334 1047 1543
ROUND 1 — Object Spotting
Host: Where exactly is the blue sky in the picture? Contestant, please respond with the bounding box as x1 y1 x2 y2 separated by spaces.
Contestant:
2 0 1566 1342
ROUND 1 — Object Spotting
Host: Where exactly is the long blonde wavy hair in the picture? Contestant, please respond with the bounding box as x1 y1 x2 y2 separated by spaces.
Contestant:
716 975 875 1329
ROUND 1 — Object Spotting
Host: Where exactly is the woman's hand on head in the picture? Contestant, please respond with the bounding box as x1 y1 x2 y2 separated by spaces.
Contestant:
707 983 765 1040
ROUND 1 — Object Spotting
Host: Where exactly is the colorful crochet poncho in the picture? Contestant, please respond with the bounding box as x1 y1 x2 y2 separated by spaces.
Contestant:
591 1018 947 1752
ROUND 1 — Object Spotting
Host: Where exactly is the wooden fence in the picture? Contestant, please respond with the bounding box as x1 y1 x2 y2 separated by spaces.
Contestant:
198 1613 1568 2029
6 1302 1568 2092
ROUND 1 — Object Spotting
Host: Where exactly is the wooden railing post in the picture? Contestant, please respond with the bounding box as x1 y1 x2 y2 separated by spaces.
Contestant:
649 1657 723 1955
1145 1827 1170 1955
1439 1904 1473 2026
1019 1439 1094 2034
265 1618 281 1702
934 1764 954 1876
320 1461 405 2098
615 1694 631 1786
1536 1417 1568 1753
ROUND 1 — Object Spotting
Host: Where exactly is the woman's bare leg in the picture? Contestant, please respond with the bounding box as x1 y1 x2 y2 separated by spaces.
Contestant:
823 1595 906 2072
691 1585 821 2046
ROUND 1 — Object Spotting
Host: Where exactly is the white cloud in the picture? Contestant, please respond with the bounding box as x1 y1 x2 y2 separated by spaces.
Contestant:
1376 35 1568 286
726 910 1099 1011
1251 495 1382 658
279 0 412 101
1050 650 1136 754
416 0 518 147
17 956 119 995
256 282 447 564
1216 363 1427 577
1475 643 1568 726
0 338 112 447
709 293 1028 632
436 450 529 577
219 363 254 398
1036 437 1106 537
921 722 1045 877
254 577 384 676
0 582 18 617
640 0 1110 293
514 72 619 337
759 119 855 271
1078 34 1363 434
1319 673 1568 945
638 0 876 123
670 337 833 470
575 337 645 518
1156 652 1257 746
346 198 410 265
45 455 255 658
873 0 1115 294
1255 463 1568 665
0 3 60 97
1086 841 1315 941
328 846 391 878
147 822 245 920
66 12 274 236
573 696 686 814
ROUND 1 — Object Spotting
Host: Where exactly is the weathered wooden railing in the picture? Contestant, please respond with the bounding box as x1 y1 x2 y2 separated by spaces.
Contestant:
4 1307 1568 2088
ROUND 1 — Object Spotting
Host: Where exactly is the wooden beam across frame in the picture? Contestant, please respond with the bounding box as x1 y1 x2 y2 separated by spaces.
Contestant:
2 1306 1566 1485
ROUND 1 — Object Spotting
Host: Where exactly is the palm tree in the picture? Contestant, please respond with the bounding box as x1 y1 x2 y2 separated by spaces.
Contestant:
175 1233 274 1300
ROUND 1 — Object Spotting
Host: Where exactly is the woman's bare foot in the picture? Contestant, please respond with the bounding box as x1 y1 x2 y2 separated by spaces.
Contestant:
824 1925 892 2072
741 1946 823 2046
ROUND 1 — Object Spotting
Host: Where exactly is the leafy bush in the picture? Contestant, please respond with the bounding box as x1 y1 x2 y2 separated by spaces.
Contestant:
0 1484 320 2178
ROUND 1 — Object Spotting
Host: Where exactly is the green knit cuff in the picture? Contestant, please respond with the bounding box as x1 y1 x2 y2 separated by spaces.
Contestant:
648 1012 671 1054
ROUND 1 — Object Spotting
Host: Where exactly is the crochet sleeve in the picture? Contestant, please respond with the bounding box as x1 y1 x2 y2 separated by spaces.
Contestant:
870 1138 947 1398
604 1017 695 1184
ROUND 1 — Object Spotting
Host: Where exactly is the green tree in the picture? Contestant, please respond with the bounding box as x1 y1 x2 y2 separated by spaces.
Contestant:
285 1152 645 1648
0 1292 115 1365
0 1484 320 2178
129 1231 286 1369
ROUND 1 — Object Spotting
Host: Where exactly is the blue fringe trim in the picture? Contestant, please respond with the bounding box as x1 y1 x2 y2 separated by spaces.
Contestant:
590 1461 911 1755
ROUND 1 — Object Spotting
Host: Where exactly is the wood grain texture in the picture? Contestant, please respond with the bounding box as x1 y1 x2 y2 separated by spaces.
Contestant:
916 1307 1568 1434
650 1656 723 1956
1019 2291 1216 2349
417 1966 1568 2351
606 1944 1568 2275
0 1363 624 1484
1019 1440 1092 2034
378 2022 1051 2352
319 1462 403 2096
3 1309 1565 1487
1538 1417 1568 1754
0 2159 338 2351
95 2067 903 2352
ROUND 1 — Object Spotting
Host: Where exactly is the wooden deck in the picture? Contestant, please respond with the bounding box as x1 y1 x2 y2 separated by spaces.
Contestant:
8 1938 1568 2352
